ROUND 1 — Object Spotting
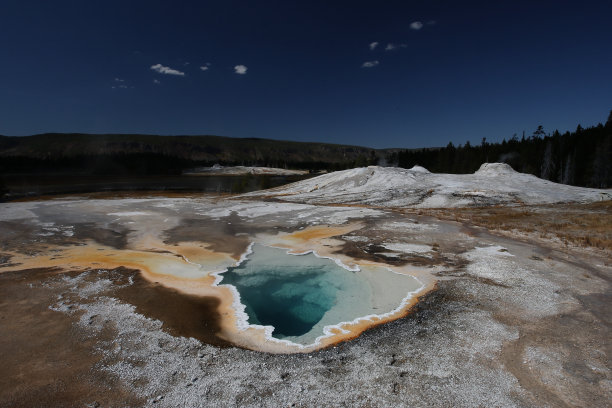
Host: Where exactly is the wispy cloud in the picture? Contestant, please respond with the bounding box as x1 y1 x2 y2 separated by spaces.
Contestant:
385 43 407 51
234 64 248 75
150 63 185 76
200 63 211 71
410 21 423 30
153 79 160 84
369 41 379 50
362 60 379 68
112 78 129 89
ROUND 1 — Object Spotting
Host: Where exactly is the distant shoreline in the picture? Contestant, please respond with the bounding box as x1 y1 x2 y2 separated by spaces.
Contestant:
0 172 314 202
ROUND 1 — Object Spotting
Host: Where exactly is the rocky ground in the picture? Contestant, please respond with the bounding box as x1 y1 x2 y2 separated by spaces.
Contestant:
0 193 610 407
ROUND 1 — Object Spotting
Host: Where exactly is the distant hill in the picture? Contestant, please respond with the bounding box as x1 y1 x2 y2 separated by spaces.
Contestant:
4 112 608 188
0 133 386 175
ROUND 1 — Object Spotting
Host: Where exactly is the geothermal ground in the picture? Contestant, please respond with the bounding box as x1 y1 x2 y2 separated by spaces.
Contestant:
1 165 611 407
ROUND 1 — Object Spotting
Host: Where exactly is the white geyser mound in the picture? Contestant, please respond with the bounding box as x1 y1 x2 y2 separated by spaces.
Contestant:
243 163 612 208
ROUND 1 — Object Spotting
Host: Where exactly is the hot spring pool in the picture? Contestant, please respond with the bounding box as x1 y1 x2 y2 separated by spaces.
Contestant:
219 244 423 346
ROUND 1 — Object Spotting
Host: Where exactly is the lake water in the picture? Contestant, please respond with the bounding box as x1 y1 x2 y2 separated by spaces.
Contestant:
0 173 314 201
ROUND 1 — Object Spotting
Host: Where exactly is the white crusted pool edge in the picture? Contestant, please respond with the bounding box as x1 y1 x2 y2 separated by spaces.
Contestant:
211 242 426 352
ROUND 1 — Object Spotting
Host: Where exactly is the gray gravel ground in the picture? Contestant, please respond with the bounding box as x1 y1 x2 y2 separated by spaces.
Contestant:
49 273 524 408
2 197 610 407
44 232 610 407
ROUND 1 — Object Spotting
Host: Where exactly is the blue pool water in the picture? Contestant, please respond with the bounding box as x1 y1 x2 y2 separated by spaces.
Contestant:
220 244 367 338
220 244 422 345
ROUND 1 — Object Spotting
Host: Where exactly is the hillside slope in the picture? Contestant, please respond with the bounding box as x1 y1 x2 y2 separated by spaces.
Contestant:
244 163 612 208
0 133 378 166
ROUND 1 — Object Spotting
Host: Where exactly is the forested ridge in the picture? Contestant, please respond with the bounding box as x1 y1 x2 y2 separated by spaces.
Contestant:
1 112 610 188
0 134 377 174
388 111 612 188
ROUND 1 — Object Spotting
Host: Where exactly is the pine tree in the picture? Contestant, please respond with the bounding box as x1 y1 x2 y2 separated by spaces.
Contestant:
561 153 574 185
533 125 545 138
541 141 555 180
591 138 611 187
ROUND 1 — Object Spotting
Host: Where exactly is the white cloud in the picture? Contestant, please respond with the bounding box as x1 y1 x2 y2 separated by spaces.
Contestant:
234 64 248 75
369 41 379 50
153 79 160 84
150 63 185 76
112 78 129 89
385 43 406 51
200 63 211 71
362 60 379 68
410 21 423 30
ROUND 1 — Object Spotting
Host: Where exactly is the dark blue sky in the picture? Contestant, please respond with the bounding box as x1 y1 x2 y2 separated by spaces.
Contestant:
1 0 611 148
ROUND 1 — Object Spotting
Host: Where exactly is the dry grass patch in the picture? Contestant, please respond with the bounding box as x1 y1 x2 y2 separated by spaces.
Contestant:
406 201 612 252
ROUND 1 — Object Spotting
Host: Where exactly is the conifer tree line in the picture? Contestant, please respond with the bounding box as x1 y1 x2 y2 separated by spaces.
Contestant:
387 111 612 188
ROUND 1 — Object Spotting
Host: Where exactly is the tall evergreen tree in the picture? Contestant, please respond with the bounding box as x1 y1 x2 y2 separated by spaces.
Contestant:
541 141 555 180
390 111 612 188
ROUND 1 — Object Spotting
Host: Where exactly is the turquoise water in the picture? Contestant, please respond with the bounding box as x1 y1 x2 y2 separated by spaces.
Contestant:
220 244 423 345
220 244 369 339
